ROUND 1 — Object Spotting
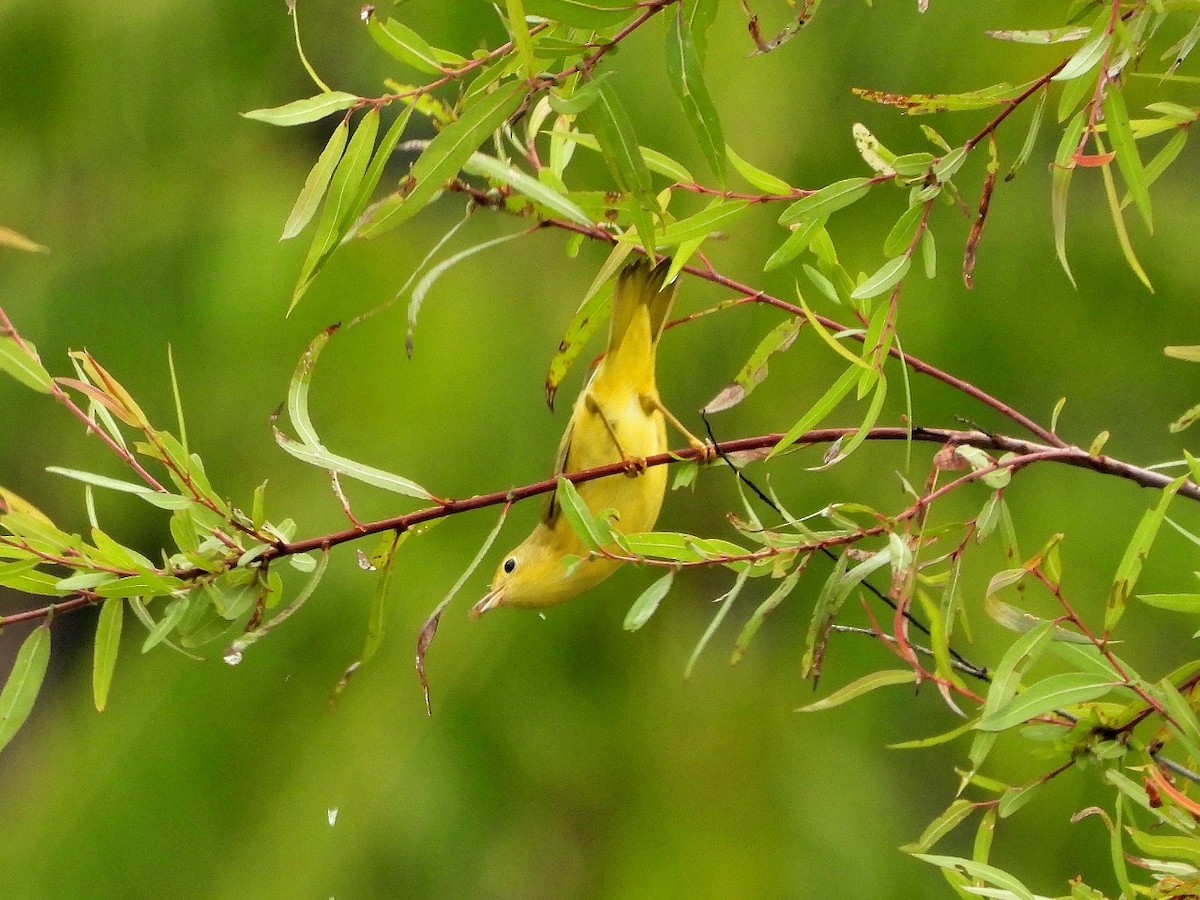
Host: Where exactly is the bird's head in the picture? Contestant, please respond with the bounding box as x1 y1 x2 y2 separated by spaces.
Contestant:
469 527 608 617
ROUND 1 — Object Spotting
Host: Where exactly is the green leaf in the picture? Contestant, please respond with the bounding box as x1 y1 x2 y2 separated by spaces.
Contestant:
274 427 434 500
1007 87 1048 181
976 671 1116 732
579 80 656 255
92 598 123 712
1139 592 1200 612
883 204 925 257
504 0 537 80
850 256 910 300
765 217 825 271
665 5 726 182
45 466 189 508
406 230 525 353
1106 476 1185 631
1052 29 1111 82
685 567 750 680
463 153 592 226
731 563 804 664
779 178 872 226
851 82 1018 115
903 800 976 854
554 476 605 550
356 80 526 240
0 335 53 393
290 108 381 310
986 26 1091 44
770 365 859 459
524 0 633 28
624 572 674 631
1103 87 1152 231
910 854 1035 900
645 199 749 248
796 669 918 712
704 317 801 414
544 283 615 410
727 145 791 195
1099 143 1153 292
278 329 434 499
242 91 359 126
1052 111 1085 287
0 624 50 754
280 108 351 240
367 15 444 74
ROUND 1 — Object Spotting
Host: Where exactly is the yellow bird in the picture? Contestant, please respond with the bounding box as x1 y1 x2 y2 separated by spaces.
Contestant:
471 257 703 617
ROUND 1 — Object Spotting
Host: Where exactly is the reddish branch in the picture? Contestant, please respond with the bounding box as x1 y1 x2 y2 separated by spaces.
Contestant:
3 426 1194 629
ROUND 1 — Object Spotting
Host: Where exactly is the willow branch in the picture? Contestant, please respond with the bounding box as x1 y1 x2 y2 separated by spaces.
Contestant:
4 425 1194 629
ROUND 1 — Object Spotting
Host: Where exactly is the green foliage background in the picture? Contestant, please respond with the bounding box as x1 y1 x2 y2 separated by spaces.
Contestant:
0 1 1197 897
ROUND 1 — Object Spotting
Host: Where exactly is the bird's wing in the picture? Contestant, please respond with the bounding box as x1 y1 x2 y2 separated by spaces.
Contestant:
541 412 575 527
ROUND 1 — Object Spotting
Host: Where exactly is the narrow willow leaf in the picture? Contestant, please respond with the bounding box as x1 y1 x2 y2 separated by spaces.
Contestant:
407 230 524 353
1052 112 1085 287
643 199 749 247
850 256 910 300
463 153 592 225
903 800 976 854
1106 476 1184 631
1139 592 1200 612
504 0 537 79
1052 30 1111 82
1099 149 1153 292
580 80 656 255
356 80 526 240
1103 87 1152 231
765 217 825 271
525 0 633 28
547 74 613 116
0 336 53 393
281 116 350 239
795 291 871 372
704 317 800 414
796 669 918 712
93 598 123 712
367 14 443 74
544 285 613 410
770 365 859 459
44 466 187 508
1007 87 1048 181
665 5 726 181
851 83 1018 115
976 672 1116 732
727 145 791 194
554 476 604 550
290 108 381 310
226 551 330 662
557 131 694 182
910 854 1035 900
347 106 414 238
1128 829 1200 870
243 91 359 126
0 624 50 754
818 374 886 468
684 567 750 680
731 563 804 663
779 178 871 226
624 571 674 631
883 204 925 257
274 428 433 499
986 26 1091 44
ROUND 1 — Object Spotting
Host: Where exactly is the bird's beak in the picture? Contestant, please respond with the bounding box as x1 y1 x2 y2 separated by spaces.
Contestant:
469 587 504 620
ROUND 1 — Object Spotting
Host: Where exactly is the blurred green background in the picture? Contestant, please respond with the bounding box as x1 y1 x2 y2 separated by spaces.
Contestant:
1 1 1198 897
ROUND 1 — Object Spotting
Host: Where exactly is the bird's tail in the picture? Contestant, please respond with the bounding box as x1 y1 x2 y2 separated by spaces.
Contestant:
607 257 677 361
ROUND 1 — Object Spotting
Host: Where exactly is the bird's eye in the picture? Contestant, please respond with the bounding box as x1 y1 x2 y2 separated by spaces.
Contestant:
503 557 516 574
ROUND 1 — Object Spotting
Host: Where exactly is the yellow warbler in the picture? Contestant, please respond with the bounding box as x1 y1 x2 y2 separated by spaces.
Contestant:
471 258 703 617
